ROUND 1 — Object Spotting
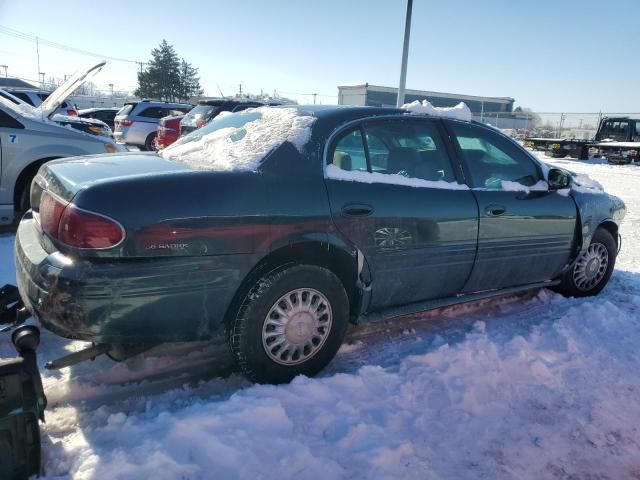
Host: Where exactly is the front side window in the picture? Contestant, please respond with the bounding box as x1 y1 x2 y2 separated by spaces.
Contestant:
634 122 640 142
451 122 541 189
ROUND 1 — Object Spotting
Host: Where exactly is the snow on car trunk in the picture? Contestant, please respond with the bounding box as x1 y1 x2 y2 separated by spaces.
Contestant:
161 107 316 171
1 153 640 479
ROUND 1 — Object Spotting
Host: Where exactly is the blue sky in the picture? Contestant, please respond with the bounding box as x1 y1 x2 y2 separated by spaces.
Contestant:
0 0 638 112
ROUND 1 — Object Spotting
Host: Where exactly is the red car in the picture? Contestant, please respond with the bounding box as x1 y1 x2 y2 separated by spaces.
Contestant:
155 114 184 149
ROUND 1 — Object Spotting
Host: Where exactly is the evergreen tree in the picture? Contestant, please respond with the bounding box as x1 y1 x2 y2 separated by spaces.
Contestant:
136 40 188 101
177 58 203 101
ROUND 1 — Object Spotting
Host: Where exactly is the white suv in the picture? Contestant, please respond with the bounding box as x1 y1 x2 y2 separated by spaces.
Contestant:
114 100 192 150
4 88 78 116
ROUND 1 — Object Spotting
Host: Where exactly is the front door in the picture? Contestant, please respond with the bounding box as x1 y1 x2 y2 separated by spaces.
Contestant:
445 121 577 292
324 117 478 310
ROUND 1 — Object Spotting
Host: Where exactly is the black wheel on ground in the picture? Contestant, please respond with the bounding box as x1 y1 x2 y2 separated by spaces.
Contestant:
14 174 35 225
144 133 157 151
553 228 617 297
228 264 349 384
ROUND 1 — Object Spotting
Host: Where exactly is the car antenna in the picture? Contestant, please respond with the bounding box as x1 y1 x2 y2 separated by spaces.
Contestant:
217 84 225 97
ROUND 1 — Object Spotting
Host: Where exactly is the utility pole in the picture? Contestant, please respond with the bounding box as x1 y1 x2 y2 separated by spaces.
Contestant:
312 93 317 104
109 83 114 98
36 36 40 83
239 83 243 96
39 72 45 89
0 65 7 85
396 0 413 107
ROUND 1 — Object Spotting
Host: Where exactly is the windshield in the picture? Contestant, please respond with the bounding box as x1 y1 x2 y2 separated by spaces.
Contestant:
161 107 315 171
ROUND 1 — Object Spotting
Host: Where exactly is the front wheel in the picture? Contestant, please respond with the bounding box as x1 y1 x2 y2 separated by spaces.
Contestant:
228 265 349 384
554 228 617 297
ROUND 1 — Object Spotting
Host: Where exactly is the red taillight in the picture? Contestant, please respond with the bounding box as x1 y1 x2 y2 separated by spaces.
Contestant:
39 191 125 249
120 119 133 127
39 192 68 239
59 206 125 249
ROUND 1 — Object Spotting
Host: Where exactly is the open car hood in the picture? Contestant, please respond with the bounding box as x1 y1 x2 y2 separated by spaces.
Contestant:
36 61 106 119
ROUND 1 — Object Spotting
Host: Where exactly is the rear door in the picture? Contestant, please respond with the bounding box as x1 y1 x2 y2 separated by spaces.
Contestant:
324 117 478 310
446 120 577 292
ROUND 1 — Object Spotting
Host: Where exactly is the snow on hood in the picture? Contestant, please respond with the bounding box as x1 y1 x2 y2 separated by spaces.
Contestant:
571 172 605 194
37 60 105 118
161 107 316 171
402 99 472 122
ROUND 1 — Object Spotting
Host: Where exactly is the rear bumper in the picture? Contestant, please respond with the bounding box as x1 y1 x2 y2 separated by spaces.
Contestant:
15 214 251 344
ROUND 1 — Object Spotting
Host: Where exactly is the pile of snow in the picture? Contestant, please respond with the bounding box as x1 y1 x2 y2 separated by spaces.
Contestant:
161 107 315 171
402 99 472 122
326 164 468 190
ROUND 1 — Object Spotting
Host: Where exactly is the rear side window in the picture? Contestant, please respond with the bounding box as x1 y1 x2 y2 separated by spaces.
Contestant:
331 128 368 171
330 119 455 182
11 92 35 106
451 122 541 189
364 120 456 182
117 103 137 116
138 107 165 119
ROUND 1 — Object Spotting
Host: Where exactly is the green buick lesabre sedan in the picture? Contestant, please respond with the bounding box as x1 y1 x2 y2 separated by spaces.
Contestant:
14 105 626 383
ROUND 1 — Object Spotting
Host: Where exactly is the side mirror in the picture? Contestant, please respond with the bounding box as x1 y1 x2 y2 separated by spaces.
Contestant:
547 168 572 190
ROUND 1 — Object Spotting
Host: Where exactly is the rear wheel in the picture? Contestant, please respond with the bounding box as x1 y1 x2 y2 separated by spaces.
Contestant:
144 133 157 151
554 228 616 297
228 264 349 384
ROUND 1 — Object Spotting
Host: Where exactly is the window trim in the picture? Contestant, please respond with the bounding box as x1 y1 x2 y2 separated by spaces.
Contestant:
442 118 545 190
324 114 464 185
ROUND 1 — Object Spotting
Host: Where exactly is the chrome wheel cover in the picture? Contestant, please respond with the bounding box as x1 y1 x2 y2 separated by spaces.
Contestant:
262 288 333 366
573 242 609 291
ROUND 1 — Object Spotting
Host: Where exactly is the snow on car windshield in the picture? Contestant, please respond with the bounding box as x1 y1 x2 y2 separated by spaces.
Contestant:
402 99 472 122
161 107 316 171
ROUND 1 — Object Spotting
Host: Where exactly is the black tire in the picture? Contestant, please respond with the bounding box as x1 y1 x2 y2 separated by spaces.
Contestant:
144 133 157 151
228 264 349 384
554 228 616 297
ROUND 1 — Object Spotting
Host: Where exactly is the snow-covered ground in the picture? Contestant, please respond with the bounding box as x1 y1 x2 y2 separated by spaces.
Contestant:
1 153 639 479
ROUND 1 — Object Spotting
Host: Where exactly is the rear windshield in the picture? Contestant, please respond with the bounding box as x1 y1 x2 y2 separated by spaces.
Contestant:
184 104 218 122
117 103 137 116
161 107 315 171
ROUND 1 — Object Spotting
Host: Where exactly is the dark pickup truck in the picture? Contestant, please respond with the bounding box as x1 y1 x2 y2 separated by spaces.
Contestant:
525 117 640 164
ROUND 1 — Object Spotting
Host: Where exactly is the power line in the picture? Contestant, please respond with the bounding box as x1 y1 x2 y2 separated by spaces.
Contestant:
0 25 143 65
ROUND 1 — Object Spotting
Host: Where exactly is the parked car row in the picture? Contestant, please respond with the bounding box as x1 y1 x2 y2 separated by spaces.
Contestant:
111 97 288 151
